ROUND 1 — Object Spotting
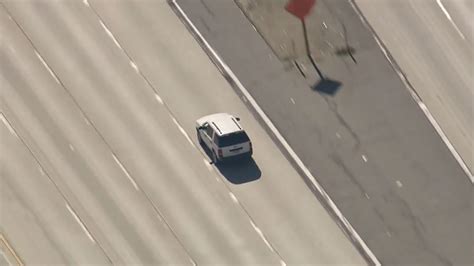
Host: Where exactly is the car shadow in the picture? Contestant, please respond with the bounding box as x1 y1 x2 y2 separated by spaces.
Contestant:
312 78 342 96
199 141 261 184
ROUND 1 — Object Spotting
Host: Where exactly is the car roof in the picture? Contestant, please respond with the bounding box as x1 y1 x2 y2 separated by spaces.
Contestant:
202 113 243 136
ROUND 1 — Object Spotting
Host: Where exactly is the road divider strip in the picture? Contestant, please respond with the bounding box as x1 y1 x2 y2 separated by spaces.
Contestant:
168 0 380 265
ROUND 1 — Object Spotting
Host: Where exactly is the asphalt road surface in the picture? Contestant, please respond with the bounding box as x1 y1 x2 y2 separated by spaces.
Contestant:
174 0 473 265
355 0 473 176
0 0 365 264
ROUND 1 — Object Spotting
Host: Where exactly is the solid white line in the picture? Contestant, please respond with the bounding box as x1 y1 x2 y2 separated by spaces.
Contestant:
170 1 382 264
99 21 122 49
34 51 60 84
0 113 19 138
112 154 139 190
362 154 368 162
290 97 296 104
66 204 95 243
436 0 466 39
69 144 75 152
350 1 473 183
82 0 90 7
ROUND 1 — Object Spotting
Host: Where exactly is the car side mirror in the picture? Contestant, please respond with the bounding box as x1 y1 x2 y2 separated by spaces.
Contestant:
235 117 240 121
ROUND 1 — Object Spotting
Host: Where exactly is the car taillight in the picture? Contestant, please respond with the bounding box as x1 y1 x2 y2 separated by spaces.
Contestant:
218 149 223 157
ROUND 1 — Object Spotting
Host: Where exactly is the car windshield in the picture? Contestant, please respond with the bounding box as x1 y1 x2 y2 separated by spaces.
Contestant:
217 132 249 147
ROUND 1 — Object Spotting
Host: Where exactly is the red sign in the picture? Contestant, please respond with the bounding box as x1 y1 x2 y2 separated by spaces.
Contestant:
285 0 316 20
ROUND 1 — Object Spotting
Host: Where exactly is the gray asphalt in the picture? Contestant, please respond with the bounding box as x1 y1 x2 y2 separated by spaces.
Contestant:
355 0 473 178
175 0 473 265
0 0 365 264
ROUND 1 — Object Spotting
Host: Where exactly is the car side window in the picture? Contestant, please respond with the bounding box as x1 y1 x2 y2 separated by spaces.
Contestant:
213 134 220 146
205 125 214 138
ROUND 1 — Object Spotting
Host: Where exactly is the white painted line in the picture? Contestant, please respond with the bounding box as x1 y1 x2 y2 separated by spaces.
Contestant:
129 61 139 73
83 116 91 125
336 132 341 139
155 93 164 105
280 259 287 266
171 1 381 264
290 97 296 104
362 154 368 162
82 0 90 7
1 113 18 138
112 154 139 190
364 193 370 199
171 117 196 148
436 0 465 39
229 192 238 203
66 204 95 243
349 1 473 183
396 180 403 188
99 21 122 49
203 158 213 171
322 21 328 29
38 166 45 176
69 144 75 152
34 51 60 84
250 220 274 252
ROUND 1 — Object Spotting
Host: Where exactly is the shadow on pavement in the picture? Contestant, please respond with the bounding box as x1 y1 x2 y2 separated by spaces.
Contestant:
312 78 342 96
199 141 261 184
215 159 261 184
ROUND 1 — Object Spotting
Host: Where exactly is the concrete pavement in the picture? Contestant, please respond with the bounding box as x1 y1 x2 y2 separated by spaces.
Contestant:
175 0 473 264
0 0 365 264
355 0 473 181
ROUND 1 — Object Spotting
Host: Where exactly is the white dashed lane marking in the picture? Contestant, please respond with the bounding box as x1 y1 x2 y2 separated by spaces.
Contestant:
99 21 122 49
112 154 139 190
436 0 465 40
154 93 164 105
396 180 403 188
66 204 95 243
249 220 274 253
229 192 238 203
171 117 196 148
34 51 60 84
1 113 19 138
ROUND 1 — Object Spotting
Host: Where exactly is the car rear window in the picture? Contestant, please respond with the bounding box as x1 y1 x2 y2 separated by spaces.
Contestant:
217 132 249 147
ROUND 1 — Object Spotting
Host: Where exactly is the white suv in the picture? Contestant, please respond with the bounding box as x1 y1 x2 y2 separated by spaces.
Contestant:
196 113 252 163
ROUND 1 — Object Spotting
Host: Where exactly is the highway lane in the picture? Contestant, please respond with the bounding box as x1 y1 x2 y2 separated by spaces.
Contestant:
0 5 193 264
87 0 366 264
355 0 474 177
1 0 366 264
1 111 109 265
